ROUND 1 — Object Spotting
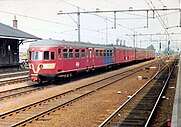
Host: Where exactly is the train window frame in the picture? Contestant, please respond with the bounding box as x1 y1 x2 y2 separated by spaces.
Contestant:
124 51 126 56
89 49 92 58
58 49 61 59
31 51 43 60
75 49 79 58
107 50 110 56
96 50 99 57
110 50 112 56
104 50 106 56
44 51 49 60
51 52 55 60
69 49 73 59
100 50 103 57
63 49 68 59
81 49 85 58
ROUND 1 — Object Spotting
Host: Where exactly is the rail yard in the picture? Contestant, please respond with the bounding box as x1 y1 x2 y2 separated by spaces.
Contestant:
0 56 179 127
1 0 181 127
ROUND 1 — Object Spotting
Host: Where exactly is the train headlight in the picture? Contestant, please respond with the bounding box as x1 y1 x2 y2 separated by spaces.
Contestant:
39 64 43 69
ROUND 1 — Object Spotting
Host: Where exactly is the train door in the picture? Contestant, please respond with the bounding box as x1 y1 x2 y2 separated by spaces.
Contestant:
86 48 89 68
92 48 95 66
87 48 94 68
113 47 116 63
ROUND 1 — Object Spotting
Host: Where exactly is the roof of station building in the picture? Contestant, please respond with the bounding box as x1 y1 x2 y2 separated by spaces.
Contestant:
0 23 41 40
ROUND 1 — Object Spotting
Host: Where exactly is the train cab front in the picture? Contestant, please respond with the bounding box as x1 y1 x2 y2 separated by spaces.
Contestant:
29 48 57 83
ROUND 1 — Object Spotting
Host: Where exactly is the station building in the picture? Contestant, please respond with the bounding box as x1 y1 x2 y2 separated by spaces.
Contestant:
0 22 40 71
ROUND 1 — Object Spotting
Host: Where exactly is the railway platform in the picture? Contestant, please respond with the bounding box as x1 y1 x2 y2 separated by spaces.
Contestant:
171 56 181 127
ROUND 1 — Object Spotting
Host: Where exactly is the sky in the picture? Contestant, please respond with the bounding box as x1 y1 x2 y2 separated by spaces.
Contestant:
0 0 180 52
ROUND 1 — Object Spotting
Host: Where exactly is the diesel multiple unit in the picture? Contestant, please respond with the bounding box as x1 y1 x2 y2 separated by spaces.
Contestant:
29 39 155 83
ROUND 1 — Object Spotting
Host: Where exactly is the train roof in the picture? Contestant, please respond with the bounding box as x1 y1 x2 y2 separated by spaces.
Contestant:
30 39 115 49
30 39 154 51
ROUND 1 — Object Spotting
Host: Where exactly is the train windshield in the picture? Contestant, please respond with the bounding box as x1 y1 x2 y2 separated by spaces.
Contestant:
31 51 43 60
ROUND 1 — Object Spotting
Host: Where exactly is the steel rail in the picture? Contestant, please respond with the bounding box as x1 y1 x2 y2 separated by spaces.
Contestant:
0 60 155 101
98 58 174 127
144 60 177 126
0 60 156 126
0 75 29 86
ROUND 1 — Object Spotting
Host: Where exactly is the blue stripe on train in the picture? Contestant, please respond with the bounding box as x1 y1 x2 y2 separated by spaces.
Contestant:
104 56 112 64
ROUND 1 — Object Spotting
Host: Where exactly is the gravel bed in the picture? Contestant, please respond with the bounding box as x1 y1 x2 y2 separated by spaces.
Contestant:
24 62 158 127
0 82 33 92
150 63 178 127
0 60 160 127
0 60 155 114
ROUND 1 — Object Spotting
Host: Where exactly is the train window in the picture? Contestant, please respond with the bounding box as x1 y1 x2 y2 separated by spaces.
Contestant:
63 49 68 59
81 49 85 58
124 56 126 60
32 51 43 60
107 50 109 56
110 50 112 56
124 51 126 56
58 49 61 58
51 52 55 60
75 49 79 58
69 49 73 58
100 50 103 57
90 50 92 58
104 50 106 56
44 51 49 60
96 50 99 57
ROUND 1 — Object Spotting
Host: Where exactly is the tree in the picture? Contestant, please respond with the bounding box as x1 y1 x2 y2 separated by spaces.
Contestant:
147 44 155 51
163 48 175 55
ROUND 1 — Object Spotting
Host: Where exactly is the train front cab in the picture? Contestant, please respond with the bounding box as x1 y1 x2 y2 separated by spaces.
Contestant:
29 47 57 83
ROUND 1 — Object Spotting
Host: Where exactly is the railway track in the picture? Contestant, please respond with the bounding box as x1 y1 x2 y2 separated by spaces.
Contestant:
0 60 157 103
0 71 29 79
0 71 30 86
0 60 159 126
99 58 177 127
0 84 55 101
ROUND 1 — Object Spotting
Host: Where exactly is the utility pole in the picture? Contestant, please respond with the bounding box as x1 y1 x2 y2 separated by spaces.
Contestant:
168 40 170 55
57 7 81 42
77 7 80 42
159 42 161 56
133 31 136 48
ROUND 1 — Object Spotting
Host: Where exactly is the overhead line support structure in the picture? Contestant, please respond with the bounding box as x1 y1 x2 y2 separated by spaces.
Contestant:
57 8 181 14
57 8 181 43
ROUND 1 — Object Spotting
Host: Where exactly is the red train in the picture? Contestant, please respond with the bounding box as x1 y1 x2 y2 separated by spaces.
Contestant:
28 39 155 83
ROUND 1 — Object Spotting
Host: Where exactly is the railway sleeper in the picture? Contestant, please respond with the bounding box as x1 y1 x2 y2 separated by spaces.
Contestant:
125 102 154 110
133 103 154 110
139 98 156 103
115 111 149 120
126 113 150 120
113 119 145 126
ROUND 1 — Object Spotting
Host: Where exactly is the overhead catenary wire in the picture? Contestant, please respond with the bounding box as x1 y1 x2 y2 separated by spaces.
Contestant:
0 9 116 39
58 0 133 31
145 0 171 37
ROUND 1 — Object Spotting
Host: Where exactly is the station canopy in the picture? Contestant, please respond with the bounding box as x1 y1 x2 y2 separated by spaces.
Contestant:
0 23 41 40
